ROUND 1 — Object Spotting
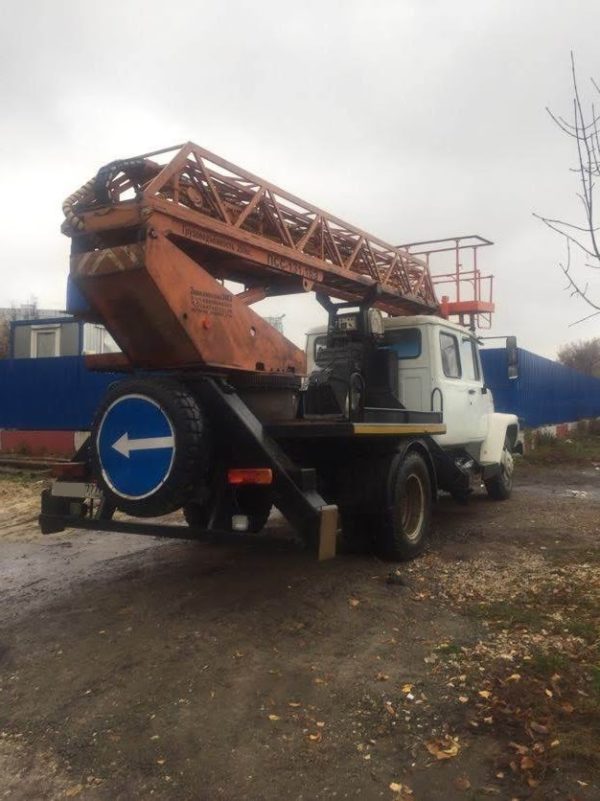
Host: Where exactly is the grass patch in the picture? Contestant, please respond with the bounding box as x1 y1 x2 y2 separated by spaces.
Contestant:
566 618 598 639
0 469 47 484
555 726 600 767
434 642 463 656
523 432 600 466
460 576 600 785
469 600 546 629
527 648 570 677
591 665 600 698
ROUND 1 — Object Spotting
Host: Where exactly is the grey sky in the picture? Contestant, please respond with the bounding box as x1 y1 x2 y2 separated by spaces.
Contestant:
1 0 599 357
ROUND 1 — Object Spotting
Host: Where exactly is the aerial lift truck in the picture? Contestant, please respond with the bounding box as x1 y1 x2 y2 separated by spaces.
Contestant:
40 142 519 560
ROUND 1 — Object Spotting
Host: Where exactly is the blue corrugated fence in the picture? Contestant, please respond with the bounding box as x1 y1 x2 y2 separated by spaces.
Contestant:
1 350 599 432
481 347 600 428
0 356 121 430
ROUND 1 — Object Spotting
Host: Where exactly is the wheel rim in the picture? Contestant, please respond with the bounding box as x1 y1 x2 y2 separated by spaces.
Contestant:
400 473 426 543
501 447 514 486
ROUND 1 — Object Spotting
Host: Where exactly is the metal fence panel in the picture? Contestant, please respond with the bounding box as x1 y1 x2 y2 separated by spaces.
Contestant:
481 348 600 427
2 350 599 433
0 356 121 430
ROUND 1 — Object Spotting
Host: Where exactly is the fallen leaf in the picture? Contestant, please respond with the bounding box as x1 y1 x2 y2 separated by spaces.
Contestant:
544 689 553 698
65 786 83 798
348 598 360 608
458 695 468 703
509 742 529 756
550 739 560 748
376 672 390 681
288 702 301 708
156 758 166 765
308 731 322 742
478 690 492 699
520 755 535 771
389 783 413 798
425 735 460 760
529 721 549 735
268 714 280 722
401 683 413 694
316 721 325 728
561 702 574 714
384 701 396 716
506 673 521 682
454 775 471 791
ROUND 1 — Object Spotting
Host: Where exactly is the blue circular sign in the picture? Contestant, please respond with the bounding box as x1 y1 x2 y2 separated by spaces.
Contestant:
97 394 175 499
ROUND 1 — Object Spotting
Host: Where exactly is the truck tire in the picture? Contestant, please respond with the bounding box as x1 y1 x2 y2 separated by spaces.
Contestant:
373 451 432 561
484 438 513 501
91 378 209 518
90 497 116 521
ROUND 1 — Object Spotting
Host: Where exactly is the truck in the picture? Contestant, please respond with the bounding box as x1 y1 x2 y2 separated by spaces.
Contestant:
40 142 519 560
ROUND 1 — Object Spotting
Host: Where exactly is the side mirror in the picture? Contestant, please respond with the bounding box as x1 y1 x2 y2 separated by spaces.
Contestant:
506 335 519 380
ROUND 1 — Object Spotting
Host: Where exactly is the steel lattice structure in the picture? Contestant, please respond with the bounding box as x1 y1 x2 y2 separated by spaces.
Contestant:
64 142 439 317
63 142 494 373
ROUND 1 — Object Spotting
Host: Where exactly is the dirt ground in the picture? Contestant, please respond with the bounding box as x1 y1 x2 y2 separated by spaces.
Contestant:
0 458 598 801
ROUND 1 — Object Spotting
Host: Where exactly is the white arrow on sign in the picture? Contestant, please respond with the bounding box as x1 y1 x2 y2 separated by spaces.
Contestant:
112 432 175 459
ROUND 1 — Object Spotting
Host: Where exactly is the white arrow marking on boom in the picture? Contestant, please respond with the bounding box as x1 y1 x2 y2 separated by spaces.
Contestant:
112 433 174 459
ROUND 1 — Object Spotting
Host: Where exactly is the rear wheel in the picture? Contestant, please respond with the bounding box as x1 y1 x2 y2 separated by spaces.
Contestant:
338 450 432 561
373 451 432 561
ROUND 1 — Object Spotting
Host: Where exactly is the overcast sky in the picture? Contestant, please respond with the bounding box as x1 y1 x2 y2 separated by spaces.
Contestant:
1 0 600 358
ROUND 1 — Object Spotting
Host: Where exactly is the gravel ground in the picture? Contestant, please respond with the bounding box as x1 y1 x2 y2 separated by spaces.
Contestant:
0 460 598 801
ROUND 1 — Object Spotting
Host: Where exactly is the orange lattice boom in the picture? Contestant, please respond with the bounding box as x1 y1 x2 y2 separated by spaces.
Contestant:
63 143 494 373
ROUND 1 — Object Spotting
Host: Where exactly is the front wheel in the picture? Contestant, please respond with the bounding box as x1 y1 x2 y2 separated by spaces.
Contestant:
484 440 514 500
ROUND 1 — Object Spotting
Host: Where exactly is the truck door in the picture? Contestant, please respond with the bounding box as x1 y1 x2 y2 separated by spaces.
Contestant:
459 334 490 442
385 327 429 411
435 329 488 447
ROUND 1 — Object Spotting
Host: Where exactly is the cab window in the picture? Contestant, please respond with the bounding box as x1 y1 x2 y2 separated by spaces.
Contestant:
314 336 327 365
460 337 481 381
384 328 421 359
440 331 461 378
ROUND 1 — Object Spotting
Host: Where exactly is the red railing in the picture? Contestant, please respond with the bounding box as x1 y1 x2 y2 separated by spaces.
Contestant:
397 235 495 329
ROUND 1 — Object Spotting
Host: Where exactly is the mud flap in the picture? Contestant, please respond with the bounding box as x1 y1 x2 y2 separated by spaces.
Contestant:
317 505 338 560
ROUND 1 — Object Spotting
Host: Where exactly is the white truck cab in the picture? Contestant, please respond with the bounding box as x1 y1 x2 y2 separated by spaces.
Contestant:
306 314 519 493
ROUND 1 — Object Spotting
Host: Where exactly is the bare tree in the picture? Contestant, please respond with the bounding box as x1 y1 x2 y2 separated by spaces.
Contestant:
557 337 600 376
536 53 600 323
0 321 9 359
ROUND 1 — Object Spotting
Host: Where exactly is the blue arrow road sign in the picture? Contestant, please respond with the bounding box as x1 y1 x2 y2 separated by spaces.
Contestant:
97 394 176 499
